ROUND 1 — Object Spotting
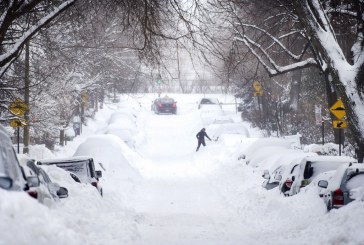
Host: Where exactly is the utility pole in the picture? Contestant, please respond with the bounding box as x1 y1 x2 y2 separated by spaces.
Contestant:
23 41 30 154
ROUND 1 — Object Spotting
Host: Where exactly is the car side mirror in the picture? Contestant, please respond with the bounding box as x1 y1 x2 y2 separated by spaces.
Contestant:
0 176 13 189
57 187 69 198
95 170 102 178
262 170 270 179
27 176 40 188
318 180 328 189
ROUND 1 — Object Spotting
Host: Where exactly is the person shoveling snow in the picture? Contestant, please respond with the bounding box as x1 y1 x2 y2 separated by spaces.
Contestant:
196 128 212 152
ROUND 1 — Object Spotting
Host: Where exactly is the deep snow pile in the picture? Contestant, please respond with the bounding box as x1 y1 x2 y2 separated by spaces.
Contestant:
1 93 364 245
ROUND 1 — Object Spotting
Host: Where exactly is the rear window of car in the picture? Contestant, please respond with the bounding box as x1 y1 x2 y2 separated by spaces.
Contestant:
311 161 347 179
200 98 218 104
159 98 174 103
55 161 91 183
346 173 364 190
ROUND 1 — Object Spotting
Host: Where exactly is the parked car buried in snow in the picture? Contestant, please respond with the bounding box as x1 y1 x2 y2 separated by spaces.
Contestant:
318 163 364 211
26 160 69 200
37 156 103 196
0 125 39 192
278 156 357 196
198 98 222 110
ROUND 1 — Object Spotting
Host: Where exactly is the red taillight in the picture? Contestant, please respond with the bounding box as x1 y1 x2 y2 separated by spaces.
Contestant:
91 181 98 188
27 190 38 199
285 179 293 188
172 103 176 108
333 189 344 205
158 103 163 108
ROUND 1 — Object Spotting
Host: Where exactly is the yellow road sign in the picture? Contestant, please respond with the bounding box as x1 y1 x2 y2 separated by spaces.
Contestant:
253 91 263 97
253 81 262 92
81 91 89 107
333 119 347 129
329 99 346 120
9 99 28 116
9 119 26 128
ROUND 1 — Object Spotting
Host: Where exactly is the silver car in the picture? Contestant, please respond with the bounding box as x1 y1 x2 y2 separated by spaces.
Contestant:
0 125 39 192
318 163 364 211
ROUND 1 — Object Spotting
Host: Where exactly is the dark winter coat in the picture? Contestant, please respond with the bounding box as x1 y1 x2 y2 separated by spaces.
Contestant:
196 130 211 142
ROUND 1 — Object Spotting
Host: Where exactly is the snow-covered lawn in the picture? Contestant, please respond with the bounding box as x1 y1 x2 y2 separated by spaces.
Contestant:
1 93 364 245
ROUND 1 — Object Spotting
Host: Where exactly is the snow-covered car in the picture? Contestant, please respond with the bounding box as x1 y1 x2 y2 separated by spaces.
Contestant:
241 138 293 164
0 125 39 192
21 163 55 204
278 156 357 196
26 160 69 200
318 163 364 211
261 151 317 191
212 116 234 124
151 96 177 114
262 165 284 190
207 122 250 140
198 98 222 110
108 113 137 134
38 156 103 196
105 124 135 148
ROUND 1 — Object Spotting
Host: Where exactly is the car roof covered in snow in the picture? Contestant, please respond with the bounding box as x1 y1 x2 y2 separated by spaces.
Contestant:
305 155 357 163
38 156 93 165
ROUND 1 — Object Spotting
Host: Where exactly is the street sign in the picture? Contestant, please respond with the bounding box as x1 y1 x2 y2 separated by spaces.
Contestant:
253 81 262 92
9 119 26 128
329 99 346 120
333 119 348 129
253 91 263 97
9 99 28 116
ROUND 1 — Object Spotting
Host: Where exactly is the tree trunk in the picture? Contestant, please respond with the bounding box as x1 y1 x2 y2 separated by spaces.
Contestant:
293 0 364 159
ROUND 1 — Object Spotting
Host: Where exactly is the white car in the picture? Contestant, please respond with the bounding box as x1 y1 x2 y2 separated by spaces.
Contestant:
0 125 39 192
318 163 364 211
278 155 357 196
198 98 222 110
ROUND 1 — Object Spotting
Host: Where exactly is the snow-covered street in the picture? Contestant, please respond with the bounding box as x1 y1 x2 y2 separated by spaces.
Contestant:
1 94 364 245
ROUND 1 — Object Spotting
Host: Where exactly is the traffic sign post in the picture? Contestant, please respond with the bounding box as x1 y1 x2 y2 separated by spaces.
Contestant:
253 91 263 97
9 118 27 154
329 99 347 156
9 99 29 154
252 81 263 127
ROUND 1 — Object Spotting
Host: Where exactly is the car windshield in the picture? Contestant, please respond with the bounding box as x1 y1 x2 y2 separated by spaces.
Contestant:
159 98 174 103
